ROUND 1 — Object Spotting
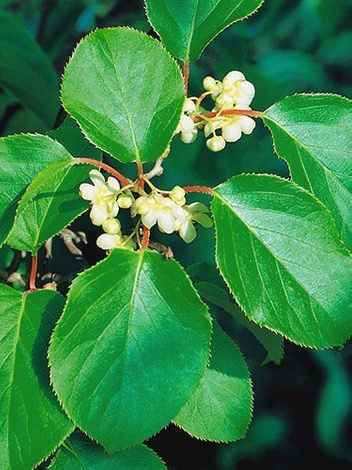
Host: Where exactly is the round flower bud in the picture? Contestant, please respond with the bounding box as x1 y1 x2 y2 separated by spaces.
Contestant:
117 194 133 209
215 93 234 109
203 76 216 91
102 218 121 235
96 233 123 250
211 83 223 100
180 114 195 132
181 129 198 144
206 136 226 152
170 186 186 202
222 123 242 143
183 99 196 114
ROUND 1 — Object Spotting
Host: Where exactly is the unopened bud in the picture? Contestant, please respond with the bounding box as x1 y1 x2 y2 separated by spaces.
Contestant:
117 194 133 209
206 136 226 152
203 76 216 91
102 218 121 235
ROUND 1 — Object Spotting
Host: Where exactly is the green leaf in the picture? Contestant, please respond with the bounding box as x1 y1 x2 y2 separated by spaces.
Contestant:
0 134 73 249
263 94 352 248
61 27 185 164
49 436 166 469
0 285 74 469
187 262 284 365
174 321 252 442
49 249 211 451
0 10 60 126
49 116 102 159
200 281 283 365
212 174 351 348
145 0 264 62
7 159 95 254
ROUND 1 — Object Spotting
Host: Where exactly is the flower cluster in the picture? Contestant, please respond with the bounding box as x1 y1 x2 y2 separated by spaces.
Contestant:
135 186 212 243
79 170 134 250
79 172 213 250
175 70 257 152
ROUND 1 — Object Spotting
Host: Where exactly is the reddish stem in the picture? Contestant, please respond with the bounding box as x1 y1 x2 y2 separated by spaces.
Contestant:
141 227 150 250
136 161 144 190
183 61 189 93
184 185 214 195
29 255 38 291
195 109 262 122
75 158 131 187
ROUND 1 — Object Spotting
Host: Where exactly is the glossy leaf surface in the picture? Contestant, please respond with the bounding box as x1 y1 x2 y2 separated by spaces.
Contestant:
174 321 253 442
0 286 73 469
61 28 185 163
49 249 211 451
263 94 352 247
145 0 264 61
213 174 351 348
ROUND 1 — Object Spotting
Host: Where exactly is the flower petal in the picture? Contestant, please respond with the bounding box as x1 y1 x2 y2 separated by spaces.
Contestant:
158 209 175 234
180 221 197 243
90 203 109 226
89 169 105 187
107 176 120 192
142 211 157 229
79 183 97 201
96 233 122 250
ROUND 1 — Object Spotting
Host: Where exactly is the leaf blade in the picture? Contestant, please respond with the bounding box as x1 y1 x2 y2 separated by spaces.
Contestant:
0 286 74 469
61 28 185 163
263 94 352 247
49 249 211 451
213 174 351 348
145 0 264 61
174 321 253 442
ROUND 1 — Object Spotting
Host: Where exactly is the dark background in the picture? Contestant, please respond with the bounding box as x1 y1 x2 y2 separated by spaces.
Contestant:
0 0 351 468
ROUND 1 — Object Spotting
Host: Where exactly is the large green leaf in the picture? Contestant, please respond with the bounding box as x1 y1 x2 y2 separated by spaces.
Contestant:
0 134 73 249
0 285 73 469
212 174 351 348
49 436 166 469
0 10 60 126
263 94 352 247
7 159 95 254
145 0 264 61
174 321 252 442
49 249 211 451
61 27 185 164
187 262 284 365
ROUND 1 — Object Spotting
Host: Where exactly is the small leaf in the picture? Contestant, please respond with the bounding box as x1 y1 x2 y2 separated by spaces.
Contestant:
145 0 264 61
49 436 166 469
61 27 185 163
0 134 73 249
0 10 60 126
212 174 351 348
263 94 352 247
7 159 95 254
0 285 74 469
49 249 211 451
187 262 284 365
174 321 253 442
200 281 283 365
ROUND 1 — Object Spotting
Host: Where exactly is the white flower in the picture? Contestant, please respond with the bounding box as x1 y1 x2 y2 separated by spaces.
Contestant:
96 233 123 250
215 93 235 110
135 194 176 234
206 136 226 152
79 170 120 226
